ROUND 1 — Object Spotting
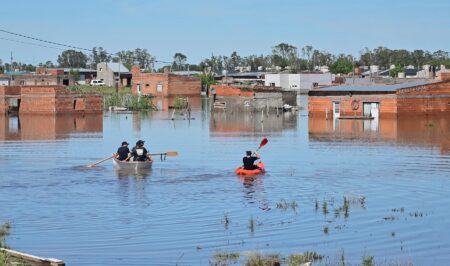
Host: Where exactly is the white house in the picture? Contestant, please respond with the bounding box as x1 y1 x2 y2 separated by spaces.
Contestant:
265 73 332 91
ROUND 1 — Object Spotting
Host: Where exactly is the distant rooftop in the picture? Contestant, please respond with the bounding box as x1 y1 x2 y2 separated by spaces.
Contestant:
317 81 431 92
103 63 130 73
4 71 30 76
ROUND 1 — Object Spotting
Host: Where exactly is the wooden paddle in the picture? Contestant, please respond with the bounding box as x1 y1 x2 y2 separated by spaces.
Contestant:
149 151 178 156
150 151 178 161
86 155 115 168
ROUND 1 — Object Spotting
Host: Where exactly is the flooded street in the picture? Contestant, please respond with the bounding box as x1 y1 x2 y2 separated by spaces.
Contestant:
1 96 450 265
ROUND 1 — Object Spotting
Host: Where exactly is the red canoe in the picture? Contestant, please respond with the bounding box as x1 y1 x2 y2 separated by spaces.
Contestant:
235 162 265 176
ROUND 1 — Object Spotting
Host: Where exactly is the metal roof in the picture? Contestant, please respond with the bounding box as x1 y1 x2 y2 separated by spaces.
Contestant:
106 63 130 73
63 68 96 72
317 81 431 92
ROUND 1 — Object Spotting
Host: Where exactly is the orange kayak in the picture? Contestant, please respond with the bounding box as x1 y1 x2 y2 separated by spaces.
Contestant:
235 162 265 176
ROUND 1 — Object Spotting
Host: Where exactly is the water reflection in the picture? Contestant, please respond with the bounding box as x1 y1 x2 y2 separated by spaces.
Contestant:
210 111 298 137
237 175 271 211
114 168 152 179
309 115 450 153
0 113 103 141
152 96 202 111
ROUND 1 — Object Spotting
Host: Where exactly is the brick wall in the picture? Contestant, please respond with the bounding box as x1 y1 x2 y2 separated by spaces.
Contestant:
308 94 398 118
167 75 201 96
132 72 200 97
209 85 255 97
397 81 450 114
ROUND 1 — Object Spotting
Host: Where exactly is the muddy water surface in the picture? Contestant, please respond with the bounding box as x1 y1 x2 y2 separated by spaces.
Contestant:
1 97 450 265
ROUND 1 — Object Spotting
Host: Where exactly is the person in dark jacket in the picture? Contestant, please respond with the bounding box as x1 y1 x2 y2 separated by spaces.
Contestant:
243 150 260 170
116 141 130 161
131 140 152 161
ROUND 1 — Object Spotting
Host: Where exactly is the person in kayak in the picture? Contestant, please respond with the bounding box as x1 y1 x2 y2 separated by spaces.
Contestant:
243 151 260 170
131 140 152 161
115 141 131 161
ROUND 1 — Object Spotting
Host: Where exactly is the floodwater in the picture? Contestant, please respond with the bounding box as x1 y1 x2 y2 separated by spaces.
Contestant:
1 96 450 265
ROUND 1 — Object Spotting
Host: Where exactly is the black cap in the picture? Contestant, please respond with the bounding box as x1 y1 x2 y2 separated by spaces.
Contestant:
136 140 145 145
121 141 129 145
246 151 252 156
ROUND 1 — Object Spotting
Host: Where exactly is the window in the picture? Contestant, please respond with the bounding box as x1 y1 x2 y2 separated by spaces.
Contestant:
270 82 275 87
157 83 163 92
99 68 103 72
313 82 319 87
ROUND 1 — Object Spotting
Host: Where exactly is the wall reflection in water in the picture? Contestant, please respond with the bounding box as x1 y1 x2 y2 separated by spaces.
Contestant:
0 114 103 141
210 111 298 137
309 114 450 153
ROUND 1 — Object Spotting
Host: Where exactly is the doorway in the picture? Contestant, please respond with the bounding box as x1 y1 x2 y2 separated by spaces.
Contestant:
333 102 340 119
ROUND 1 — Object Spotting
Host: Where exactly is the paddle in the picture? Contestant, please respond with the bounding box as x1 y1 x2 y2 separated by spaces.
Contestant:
149 151 178 156
255 138 268 153
86 155 115 168
150 151 178 161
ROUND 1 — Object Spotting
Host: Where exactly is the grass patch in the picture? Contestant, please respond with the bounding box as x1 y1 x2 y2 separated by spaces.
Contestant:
0 222 11 248
362 255 375 266
244 252 280 266
288 251 323 266
210 251 240 266
276 199 298 211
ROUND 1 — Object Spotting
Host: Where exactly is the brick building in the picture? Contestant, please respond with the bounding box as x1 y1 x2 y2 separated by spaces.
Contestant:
131 65 201 97
308 79 450 119
0 85 102 114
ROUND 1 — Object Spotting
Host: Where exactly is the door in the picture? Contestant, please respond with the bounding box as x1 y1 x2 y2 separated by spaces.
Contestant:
333 102 340 119
137 84 141 96
370 103 379 119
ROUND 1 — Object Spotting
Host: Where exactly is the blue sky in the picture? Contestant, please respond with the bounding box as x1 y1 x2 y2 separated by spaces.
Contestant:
1 0 449 66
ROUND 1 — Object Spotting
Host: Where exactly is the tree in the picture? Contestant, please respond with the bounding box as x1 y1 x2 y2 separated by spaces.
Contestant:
90 47 111 68
173 53 187 70
389 65 404 78
44 61 55 68
57 50 88 68
301 45 313 70
114 48 155 71
330 54 354 74
271 43 298 69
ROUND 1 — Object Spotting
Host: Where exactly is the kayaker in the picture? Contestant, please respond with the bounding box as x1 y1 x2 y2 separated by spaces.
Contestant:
131 140 152 161
243 151 260 170
115 141 131 161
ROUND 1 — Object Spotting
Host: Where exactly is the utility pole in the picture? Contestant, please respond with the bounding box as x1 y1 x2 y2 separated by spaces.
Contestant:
9 51 13 86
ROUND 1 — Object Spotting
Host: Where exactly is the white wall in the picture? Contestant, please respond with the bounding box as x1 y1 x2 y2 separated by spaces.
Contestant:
265 73 332 90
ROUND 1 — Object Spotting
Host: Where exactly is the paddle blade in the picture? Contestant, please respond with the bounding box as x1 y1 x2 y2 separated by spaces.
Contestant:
259 138 268 149
165 151 178 156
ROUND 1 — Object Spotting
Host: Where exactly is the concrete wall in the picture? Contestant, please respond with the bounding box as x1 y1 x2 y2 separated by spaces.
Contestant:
265 73 332 91
97 62 114 86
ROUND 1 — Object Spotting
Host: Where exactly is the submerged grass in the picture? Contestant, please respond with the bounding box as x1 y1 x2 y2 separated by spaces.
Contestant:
276 199 298 212
0 222 11 248
210 251 240 266
244 252 281 266
288 251 323 266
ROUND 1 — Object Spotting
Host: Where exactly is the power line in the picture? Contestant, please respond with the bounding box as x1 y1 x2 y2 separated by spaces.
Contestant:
0 28 92 52
0 28 175 65
0 36 66 51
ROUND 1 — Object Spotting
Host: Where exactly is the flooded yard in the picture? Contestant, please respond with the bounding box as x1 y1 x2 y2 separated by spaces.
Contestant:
1 96 450 265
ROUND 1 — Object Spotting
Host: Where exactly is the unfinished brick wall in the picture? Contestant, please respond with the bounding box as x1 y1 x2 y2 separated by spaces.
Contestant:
397 81 450 114
167 75 201 96
132 66 201 96
1 86 102 114
308 94 398 118
209 85 255 97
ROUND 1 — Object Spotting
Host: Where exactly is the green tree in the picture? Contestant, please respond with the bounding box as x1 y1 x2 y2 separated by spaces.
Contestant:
272 43 298 69
173 52 187 70
389 65 404 77
57 50 88 68
90 47 111 68
330 54 354 74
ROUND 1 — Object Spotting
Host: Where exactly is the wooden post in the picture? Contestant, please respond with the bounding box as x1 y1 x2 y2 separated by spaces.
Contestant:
0 248 65 266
